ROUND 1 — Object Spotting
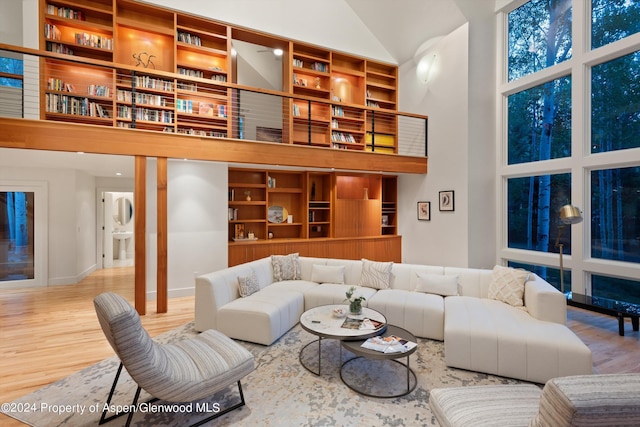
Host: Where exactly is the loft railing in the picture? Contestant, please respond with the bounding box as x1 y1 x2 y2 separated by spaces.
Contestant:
0 44 428 158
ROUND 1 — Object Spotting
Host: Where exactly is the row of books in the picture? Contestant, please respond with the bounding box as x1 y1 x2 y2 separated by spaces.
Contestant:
178 67 203 79
46 4 86 21
130 76 174 91
44 24 61 40
177 31 201 46
116 90 167 106
228 208 239 221
74 32 113 50
46 41 73 55
176 100 223 116
46 94 109 118
177 128 226 137
117 106 173 123
88 85 111 97
292 59 329 72
47 78 74 93
331 132 358 143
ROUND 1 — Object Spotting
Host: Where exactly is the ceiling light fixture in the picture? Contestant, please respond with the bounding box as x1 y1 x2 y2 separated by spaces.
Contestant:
273 48 283 57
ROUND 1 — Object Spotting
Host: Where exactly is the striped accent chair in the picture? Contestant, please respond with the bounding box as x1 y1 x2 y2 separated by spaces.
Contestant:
429 374 640 427
94 292 255 427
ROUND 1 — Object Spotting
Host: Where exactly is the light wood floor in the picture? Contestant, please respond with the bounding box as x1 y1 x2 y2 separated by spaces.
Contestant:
1 267 639 426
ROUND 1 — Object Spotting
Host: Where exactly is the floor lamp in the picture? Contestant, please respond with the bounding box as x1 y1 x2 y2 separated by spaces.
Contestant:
555 204 583 294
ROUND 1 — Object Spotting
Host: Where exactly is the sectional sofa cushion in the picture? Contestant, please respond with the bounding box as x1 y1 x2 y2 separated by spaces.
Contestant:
358 258 393 290
311 264 345 284
444 296 593 384
218 289 305 345
414 273 459 296
368 289 445 340
271 253 301 281
487 265 529 309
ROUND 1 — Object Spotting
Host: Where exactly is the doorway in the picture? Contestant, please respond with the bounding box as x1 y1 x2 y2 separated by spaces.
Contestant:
99 191 135 269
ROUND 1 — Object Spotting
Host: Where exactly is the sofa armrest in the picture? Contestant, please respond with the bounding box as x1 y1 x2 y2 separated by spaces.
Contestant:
524 273 566 324
194 257 272 332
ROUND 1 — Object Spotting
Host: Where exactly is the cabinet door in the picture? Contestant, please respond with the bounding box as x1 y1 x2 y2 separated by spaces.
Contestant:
334 199 381 237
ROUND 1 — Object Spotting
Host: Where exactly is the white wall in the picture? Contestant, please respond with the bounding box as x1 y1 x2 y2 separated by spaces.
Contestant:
144 159 228 300
397 24 470 267
75 170 97 280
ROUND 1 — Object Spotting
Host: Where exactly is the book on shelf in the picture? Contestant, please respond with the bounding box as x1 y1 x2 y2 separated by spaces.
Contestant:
341 317 384 331
361 335 417 353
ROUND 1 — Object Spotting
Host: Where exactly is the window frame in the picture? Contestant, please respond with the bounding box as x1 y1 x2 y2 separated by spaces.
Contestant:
497 0 640 297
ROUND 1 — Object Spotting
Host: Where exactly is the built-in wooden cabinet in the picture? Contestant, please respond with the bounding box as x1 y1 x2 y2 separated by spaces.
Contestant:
228 168 398 265
39 0 400 153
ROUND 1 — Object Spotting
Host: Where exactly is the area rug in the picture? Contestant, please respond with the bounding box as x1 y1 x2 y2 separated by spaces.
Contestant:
4 324 527 426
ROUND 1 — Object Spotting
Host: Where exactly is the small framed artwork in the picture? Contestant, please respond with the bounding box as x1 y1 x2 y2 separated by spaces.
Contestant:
439 190 455 211
417 201 431 221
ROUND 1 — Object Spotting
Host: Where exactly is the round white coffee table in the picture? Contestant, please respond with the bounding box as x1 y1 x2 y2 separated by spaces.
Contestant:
299 304 387 376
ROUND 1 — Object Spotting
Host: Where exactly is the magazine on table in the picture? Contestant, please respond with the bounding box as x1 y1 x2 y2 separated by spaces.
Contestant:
341 317 385 331
361 335 417 353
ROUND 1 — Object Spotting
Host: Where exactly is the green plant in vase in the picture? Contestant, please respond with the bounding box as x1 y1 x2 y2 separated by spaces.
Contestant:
345 286 365 315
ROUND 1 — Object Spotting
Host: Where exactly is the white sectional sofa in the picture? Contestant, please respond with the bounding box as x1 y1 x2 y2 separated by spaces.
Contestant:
194 255 593 383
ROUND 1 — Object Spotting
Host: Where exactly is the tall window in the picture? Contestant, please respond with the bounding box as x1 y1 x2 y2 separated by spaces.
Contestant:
500 0 640 303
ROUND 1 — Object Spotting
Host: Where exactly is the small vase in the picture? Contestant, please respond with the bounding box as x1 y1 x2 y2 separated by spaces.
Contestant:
349 302 362 316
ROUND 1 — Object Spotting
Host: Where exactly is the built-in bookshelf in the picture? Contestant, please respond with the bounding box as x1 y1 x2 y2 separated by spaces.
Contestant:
43 0 114 61
38 0 400 152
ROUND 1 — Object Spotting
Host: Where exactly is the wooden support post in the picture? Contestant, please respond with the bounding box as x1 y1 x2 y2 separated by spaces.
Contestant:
157 157 168 313
134 156 146 315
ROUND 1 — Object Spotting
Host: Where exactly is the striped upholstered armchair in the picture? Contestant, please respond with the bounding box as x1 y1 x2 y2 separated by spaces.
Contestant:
429 373 640 426
94 292 255 427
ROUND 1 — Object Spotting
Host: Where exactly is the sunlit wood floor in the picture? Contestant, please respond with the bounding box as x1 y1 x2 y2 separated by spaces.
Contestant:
1 267 639 426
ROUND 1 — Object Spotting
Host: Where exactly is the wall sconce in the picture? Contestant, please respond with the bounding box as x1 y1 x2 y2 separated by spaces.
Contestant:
414 36 443 86
555 204 583 294
416 53 438 84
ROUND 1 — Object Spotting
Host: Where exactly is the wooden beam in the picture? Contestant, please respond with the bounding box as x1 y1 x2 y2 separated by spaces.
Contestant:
0 118 427 174
134 156 146 315
156 157 168 313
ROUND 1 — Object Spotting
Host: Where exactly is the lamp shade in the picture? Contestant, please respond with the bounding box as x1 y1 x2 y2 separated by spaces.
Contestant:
559 204 583 225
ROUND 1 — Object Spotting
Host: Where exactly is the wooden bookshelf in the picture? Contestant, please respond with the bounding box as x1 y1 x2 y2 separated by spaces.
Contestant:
38 0 401 152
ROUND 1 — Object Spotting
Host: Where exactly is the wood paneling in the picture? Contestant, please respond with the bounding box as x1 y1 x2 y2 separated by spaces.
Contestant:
228 235 401 266
0 117 427 174
157 157 168 313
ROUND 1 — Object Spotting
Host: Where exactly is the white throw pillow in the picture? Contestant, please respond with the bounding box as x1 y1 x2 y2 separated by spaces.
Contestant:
238 270 260 297
311 265 345 284
271 253 301 281
487 265 530 308
414 273 459 296
358 259 393 290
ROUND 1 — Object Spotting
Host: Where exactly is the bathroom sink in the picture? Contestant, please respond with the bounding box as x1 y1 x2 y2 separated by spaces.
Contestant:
112 231 133 240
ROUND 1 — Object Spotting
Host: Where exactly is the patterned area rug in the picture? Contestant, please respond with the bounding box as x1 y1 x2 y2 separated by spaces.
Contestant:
4 323 527 426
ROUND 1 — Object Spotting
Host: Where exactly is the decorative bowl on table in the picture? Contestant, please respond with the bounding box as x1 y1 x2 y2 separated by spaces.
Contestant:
332 307 346 318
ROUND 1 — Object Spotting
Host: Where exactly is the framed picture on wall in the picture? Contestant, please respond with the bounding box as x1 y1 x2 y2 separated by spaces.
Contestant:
439 190 455 211
417 201 431 221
